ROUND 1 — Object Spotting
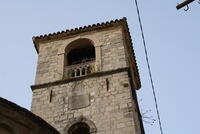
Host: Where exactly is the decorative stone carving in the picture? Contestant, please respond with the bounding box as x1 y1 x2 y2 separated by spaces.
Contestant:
64 61 95 79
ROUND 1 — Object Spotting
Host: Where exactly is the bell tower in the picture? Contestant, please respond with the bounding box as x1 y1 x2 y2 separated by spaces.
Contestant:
31 18 144 134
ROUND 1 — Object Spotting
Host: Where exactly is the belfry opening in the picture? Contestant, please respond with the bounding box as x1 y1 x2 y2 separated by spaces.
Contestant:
65 38 95 66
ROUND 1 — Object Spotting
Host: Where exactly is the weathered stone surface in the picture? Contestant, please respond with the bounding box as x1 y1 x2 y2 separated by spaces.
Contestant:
34 26 127 85
31 21 144 134
68 94 90 110
31 72 142 134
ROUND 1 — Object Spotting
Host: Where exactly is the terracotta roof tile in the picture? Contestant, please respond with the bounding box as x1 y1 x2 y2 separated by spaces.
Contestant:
33 18 127 52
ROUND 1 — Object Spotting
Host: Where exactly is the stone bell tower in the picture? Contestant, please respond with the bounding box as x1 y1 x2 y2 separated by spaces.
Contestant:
31 18 145 134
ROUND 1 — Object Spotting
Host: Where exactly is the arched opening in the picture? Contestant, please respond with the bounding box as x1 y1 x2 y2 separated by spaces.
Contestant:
68 123 90 134
63 38 96 79
76 69 80 77
64 117 97 134
66 39 95 66
67 45 95 65
82 68 86 75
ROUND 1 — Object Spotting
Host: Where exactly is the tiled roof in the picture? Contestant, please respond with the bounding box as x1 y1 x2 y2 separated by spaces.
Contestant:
0 97 60 134
32 17 141 89
33 17 127 53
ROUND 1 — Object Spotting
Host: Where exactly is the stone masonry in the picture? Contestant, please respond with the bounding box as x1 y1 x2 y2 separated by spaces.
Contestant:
34 26 128 84
31 18 144 134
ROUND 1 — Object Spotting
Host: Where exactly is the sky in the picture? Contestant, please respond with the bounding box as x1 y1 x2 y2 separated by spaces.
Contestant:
0 0 199 134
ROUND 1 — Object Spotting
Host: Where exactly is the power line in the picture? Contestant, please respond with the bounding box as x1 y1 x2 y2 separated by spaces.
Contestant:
133 0 164 134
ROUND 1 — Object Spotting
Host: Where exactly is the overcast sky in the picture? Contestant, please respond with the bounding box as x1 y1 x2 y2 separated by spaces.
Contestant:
0 1 199 134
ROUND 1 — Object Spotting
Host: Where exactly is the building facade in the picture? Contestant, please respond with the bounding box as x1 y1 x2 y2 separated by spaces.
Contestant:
31 18 144 134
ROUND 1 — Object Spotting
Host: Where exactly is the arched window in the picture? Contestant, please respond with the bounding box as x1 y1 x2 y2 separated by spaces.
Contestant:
68 123 90 134
64 38 96 79
64 117 97 134
65 38 95 66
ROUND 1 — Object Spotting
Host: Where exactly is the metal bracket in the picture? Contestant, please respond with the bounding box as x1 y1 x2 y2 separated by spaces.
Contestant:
176 0 195 10
184 4 190 11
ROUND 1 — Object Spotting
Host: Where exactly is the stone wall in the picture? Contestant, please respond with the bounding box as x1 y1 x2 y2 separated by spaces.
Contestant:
31 21 144 134
31 71 142 134
34 26 128 85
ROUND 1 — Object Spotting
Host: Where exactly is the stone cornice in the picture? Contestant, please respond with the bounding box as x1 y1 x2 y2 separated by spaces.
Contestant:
31 67 132 91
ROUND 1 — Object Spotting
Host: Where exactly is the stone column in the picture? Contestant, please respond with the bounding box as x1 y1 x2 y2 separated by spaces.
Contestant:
57 53 65 79
95 45 102 72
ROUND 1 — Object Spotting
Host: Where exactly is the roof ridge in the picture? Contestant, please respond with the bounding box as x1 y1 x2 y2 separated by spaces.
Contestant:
33 17 127 39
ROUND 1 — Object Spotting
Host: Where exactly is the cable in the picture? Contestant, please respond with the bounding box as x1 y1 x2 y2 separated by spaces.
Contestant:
133 0 164 134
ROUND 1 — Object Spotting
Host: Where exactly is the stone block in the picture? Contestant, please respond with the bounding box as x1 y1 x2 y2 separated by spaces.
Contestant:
68 94 90 110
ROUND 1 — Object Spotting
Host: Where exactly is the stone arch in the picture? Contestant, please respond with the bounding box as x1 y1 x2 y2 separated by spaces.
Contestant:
64 117 97 134
68 122 89 134
57 37 101 79
65 38 95 54
64 38 96 66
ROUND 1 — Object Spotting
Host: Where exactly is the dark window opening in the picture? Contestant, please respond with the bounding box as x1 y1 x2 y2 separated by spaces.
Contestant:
76 69 80 77
72 70 75 77
67 45 95 65
82 68 86 76
68 123 90 134
87 66 91 74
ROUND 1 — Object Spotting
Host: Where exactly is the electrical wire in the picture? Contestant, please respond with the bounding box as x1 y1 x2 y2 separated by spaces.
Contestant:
133 0 164 134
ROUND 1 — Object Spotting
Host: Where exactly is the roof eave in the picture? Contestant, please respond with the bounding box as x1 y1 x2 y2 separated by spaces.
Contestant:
32 18 127 53
32 37 39 53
